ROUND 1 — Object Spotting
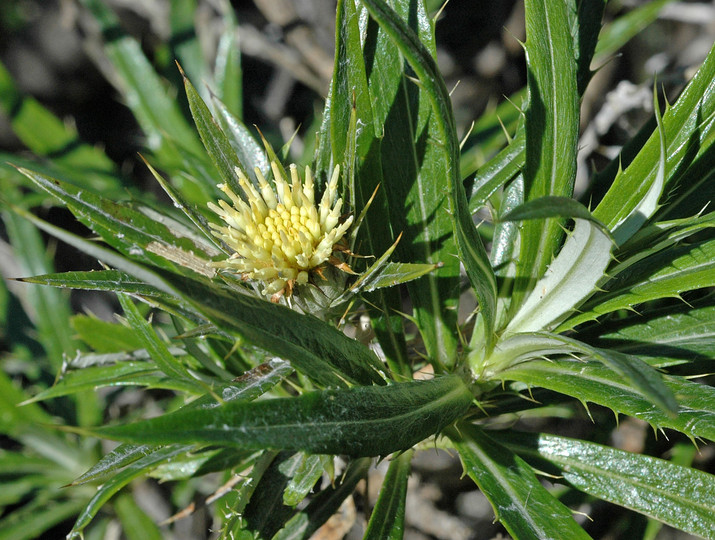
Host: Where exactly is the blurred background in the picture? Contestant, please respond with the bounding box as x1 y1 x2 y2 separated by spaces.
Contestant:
0 1 713 539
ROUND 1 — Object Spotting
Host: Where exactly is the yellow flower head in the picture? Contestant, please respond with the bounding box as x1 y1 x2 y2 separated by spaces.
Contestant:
208 162 353 300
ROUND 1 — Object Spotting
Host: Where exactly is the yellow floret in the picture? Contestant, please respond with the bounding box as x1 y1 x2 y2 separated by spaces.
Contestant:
208 163 353 300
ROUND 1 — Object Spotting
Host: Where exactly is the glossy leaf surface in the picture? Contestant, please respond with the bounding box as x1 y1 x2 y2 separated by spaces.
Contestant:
449 424 590 539
499 432 715 538
501 358 715 440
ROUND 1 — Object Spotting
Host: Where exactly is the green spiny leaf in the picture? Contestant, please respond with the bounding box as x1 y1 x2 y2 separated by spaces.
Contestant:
497 431 715 538
501 358 715 440
90 375 473 457
448 423 590 540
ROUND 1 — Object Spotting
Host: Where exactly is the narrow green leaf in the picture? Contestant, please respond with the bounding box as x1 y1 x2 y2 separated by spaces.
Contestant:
448 423 590 540
499 432 715 538
594 42 715 232
468 131 525 214
501 196 603 223
616 211 715 265
313 84 334 180
361 0 497 352
331 0 377 157
345 234 439 296
150 135 220 204
91 375 474 457
561 238 715 330
181 67 245 195
483 331 677 415
513 0 580 317
17 269 174 301
184 358 295 411
69 444 155 486
501 358 715 441
68 445 193 537
117 293 197 383
654 133 715 221
364 449 412 540
7 203 177 298
558 336 678 414
614 89 668 246
358 261 441 292
591 304 715 368
343 233 403 297
461 90 525 184
142 157 227 255
16 166 219 278
17 269 194 325
487 175 524 332
151 447 254 481
210 94 267 183
21 363 161 405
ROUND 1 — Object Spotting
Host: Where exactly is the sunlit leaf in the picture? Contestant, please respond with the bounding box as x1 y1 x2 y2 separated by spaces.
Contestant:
561 237 715 330
90 375 473 457
498 431 715 538
501 197 613 334
501 358 715 440
449 424 590 539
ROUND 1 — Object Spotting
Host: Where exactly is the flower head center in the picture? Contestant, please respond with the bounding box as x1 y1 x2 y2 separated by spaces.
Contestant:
208 162 353 300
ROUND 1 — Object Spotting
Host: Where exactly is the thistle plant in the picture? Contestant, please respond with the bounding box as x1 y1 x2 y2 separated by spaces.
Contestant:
1 0 714 539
